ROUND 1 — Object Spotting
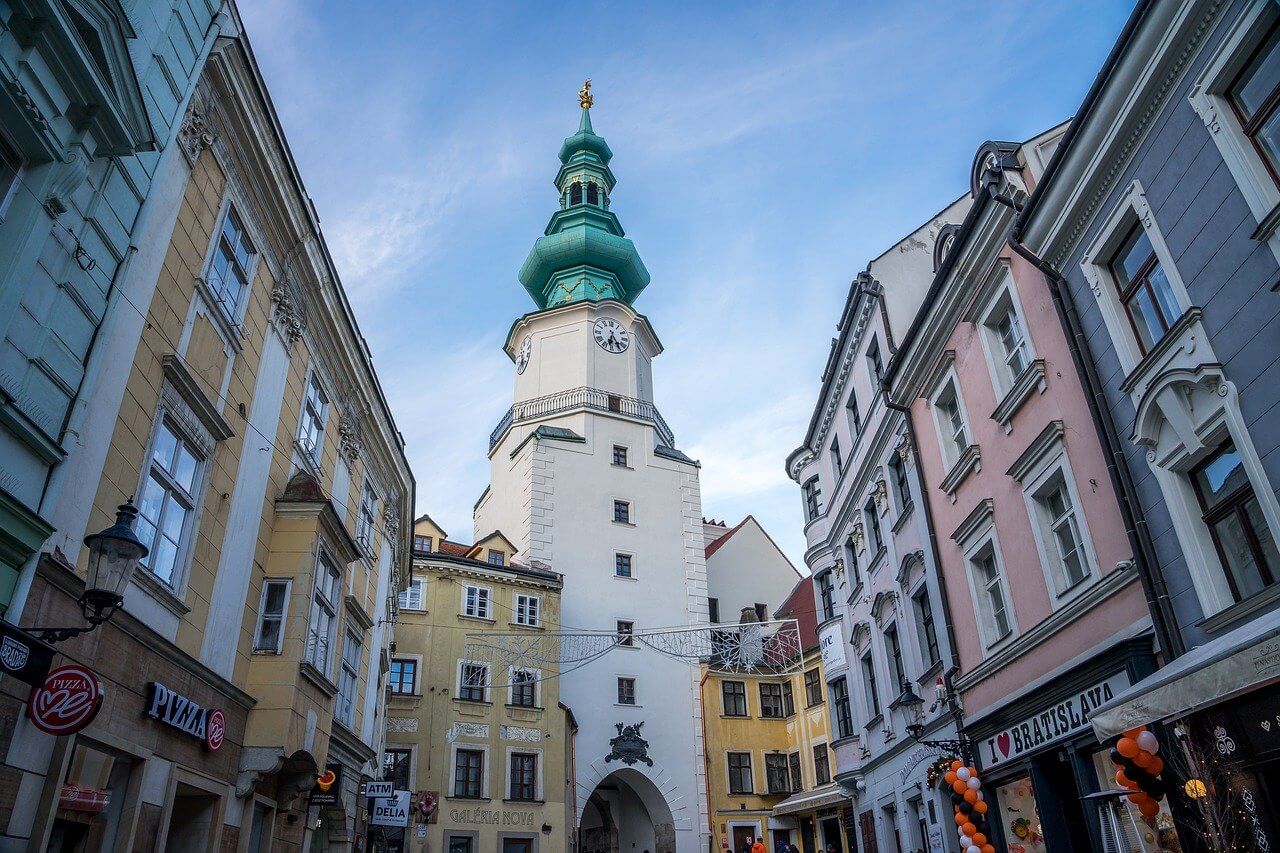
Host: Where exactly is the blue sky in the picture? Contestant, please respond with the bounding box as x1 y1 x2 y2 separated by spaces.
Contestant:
241 0 1132 566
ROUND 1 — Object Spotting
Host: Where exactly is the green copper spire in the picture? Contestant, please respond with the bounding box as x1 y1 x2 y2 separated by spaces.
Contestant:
519 81 650 309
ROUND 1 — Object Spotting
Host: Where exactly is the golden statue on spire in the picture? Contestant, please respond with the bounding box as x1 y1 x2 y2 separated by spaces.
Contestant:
578 79 593 109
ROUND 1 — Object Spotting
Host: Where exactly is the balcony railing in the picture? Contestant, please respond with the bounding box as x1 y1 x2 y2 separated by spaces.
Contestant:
490 386 675 450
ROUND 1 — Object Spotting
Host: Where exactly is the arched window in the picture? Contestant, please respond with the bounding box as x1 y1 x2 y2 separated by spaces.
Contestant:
586 182 599 205
569 182 582 205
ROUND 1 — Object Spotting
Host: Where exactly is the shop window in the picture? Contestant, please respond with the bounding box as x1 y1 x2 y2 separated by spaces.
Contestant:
389 658 417 695
205 204 256 319
1107 221 1182 354
1191 439 1280 601
335 629 362 726
46 742 134 852
722 680 747 716
164 782 220 850
453 749 484 798
253 579 290 653
244 801 274 853
760 683 785 718
304 549 342 675
994 775 1047 853
727 752 753 794
765 754 790 794
813 743 831 785
397 577 426 611
138 419 203 589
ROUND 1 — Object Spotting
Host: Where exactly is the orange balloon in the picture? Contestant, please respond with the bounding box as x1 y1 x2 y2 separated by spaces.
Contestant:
964 789 979 804
981 846 996 853
951 760 964 771
1123 726 1147 739
974 801 989 815
1132 751 1153 769
953 780 968 795
1139 799 1160 818
972 833 987 846
955 812 967 827
967 766 979 778
1117 737 1140 758
1126 791 1147 806
961 822 977 837
1116 770 1138 790
1148 756 1164 776
945 771 958 785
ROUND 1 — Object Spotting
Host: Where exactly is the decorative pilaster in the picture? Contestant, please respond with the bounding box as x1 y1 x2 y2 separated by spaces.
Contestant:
269 282 306 345
338 412 362 464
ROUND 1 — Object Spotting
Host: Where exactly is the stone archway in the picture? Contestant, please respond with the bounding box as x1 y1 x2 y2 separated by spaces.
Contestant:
579 767 676 853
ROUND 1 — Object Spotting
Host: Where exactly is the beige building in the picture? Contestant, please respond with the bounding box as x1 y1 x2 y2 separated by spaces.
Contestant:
703 577 846 853
383 516 573 853
0 6 413 851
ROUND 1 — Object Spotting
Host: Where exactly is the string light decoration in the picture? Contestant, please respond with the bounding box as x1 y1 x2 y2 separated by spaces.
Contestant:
944 760 994 853
461 618 802 689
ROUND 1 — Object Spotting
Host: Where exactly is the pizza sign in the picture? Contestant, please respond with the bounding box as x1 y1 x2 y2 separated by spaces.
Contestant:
27 664 105 736
144 682 225 751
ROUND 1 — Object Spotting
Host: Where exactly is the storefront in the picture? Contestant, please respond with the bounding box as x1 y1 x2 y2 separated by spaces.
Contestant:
770 784 851 852
965 636 1176 853
4 557 254 851
1091 609 1280 852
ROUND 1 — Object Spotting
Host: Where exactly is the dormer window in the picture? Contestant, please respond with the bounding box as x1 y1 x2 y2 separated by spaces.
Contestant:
569 182 583 205
586 182 599 205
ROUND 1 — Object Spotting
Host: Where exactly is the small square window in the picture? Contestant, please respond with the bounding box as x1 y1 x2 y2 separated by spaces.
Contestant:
514 594 540 627
617 677 636 705
612 445 628 467
459 662 489 702
614 553 633 578
487 550 505 566
616 620 634 647
613 500 631 524
389 659 417 695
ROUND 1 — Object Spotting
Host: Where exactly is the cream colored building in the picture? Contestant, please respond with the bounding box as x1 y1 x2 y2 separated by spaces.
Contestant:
0 6 413 851
384 516 572 853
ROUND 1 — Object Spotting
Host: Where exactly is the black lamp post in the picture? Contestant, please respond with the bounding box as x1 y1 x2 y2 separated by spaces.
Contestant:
35 500 148 643
901 679 975 764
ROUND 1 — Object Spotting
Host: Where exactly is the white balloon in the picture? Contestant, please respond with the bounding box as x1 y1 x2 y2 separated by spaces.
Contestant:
1137 731 1159 755
976 790 985 801
968 846 982 853
968 777 981 790
957 767 972 781
960 836 972 847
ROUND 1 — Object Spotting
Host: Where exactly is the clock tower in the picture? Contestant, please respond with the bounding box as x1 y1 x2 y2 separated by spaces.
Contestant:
474 83 710 853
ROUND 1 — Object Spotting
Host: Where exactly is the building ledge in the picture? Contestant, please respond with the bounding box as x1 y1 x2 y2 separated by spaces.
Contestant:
938 444 981 501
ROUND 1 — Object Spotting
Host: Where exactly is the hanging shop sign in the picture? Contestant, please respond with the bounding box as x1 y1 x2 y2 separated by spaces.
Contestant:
980 673 1129 769
27 664 105 736
144 681 225 750
371 790 410 827
0 620 56 686
310 765 342 806
819 621 847 671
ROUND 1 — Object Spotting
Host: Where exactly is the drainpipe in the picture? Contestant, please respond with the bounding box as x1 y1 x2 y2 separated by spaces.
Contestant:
1001 206 1184 659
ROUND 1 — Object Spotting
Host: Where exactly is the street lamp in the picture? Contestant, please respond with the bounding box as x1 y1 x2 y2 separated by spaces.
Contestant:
36 500 148 643
901 678 975 764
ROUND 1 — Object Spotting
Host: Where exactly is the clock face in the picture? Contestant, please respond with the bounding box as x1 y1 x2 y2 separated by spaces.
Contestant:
515 337 532 374
593 317 630 354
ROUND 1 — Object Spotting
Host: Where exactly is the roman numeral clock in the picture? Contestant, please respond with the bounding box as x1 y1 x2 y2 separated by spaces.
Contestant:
593 317 630 353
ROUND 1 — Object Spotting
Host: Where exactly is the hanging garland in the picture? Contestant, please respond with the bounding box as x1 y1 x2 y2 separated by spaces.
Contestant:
927 755 956 790
1109 725 1167 820
945 759 995 853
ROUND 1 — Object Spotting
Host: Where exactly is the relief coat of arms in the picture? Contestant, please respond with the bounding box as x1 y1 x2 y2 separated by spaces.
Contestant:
605 721 654 767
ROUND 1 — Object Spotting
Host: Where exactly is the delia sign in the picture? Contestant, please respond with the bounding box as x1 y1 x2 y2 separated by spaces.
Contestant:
980 674 1128 769
144 682 225 751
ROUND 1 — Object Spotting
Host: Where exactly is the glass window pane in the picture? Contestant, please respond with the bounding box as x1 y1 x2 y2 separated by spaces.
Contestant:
1245 497 1280 580
1213 509 1267 600
1253 107 1280 171
151 537 178 585
140 475 166 527
152 425 178 470
1147 264 1180 329
1194 442 1248 509
173 445 198 493
1230 27 1280 119
1112 226 1154 289
1127 286 1163 351
160 499 187 543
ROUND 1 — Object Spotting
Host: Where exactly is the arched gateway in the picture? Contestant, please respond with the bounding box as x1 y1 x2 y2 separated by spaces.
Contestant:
580 768 676 853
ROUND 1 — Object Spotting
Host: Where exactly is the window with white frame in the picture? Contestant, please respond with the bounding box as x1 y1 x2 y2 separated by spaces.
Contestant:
138 419 203 588
389 658 417 694
617 620 635 647
932 379 970 468
613 500 632 524
830 436 843 474
305 550 342 674
487 549 505 566
1191 439 1280 602
514 594 541 627
412 534 432 554
1107 221 1182 354
802 477 824 522
459 662 489 702
254 579 290 653
617 676 636 705
980 287 1034 393
336 629 361 726
509 752 538 801
615 553 633 578
398 577 426 611
453 748 484 798
206 205 256 318
356 479 378 552
298 374 328 464
510 669 537 708
1031 471 1092 594
864 495 883 554
462 584 491 619
727 752 753 794
867 336 885 388
971 545 1013 645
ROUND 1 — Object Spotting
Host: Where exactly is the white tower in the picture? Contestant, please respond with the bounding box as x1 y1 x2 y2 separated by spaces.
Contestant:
473 87 709 853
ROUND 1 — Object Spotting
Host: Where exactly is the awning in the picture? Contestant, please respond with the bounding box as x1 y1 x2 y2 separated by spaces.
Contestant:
1090 608 1280 738
770 783 846 816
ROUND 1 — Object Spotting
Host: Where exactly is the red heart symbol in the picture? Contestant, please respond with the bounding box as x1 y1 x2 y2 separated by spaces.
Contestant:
997 732 1011 757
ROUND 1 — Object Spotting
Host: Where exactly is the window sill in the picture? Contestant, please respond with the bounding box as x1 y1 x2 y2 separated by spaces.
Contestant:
299 661 339 697
1198 581 1280 635
1119 307 1202 394
504 799 545 805
721 714 750 720
613 575 637 582
131 568 192 618
458 614 497 626
615 703 642 709
446 796 491 802
611 464 633 471
505 704 544 712
863 714 883 731
890 503 915 535
865 547 887 575
990 359 1047 434
452 698 492 706
508 622 544 631
939 444 981 502
612 521 636 528
389 692 423 700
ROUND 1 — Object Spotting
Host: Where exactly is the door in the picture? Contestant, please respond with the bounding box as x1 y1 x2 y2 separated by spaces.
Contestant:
822 817 845 852
733 825 757 853
801 815 817 853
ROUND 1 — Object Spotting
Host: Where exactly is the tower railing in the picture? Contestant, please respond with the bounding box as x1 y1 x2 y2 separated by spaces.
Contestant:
489 386 676 450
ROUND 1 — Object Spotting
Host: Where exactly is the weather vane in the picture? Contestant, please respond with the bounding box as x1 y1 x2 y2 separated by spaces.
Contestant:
579 79 593 109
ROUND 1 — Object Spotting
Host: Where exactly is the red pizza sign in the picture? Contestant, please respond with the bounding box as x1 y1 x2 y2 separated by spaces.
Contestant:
205 708 226 751
28 664 105 736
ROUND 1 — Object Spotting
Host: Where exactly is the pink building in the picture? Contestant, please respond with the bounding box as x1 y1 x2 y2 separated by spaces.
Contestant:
885 128 1173 852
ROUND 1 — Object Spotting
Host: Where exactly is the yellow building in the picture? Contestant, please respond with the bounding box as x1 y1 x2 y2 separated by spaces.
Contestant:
703 577 849 853
384 516 573 853
0 7 413 850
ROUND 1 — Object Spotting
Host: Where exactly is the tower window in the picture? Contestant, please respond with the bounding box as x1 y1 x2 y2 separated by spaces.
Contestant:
586 181 599 205
569 182 583 205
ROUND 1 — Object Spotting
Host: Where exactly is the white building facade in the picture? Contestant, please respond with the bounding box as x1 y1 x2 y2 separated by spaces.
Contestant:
472 96 710 853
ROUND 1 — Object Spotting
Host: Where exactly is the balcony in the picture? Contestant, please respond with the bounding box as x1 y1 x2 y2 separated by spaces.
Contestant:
490 386 675 451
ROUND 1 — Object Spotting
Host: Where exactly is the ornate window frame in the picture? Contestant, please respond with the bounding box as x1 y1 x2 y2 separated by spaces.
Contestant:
1189 0 1280 263
951 499 1018 652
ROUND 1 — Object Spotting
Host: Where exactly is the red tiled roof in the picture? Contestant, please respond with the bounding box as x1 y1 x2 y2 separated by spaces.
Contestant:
436 540 471 557
775 576 819 651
